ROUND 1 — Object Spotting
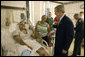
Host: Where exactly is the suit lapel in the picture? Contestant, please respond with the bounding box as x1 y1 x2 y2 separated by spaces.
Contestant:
57 15 66 27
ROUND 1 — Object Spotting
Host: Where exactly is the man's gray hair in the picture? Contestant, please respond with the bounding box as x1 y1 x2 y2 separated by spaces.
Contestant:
55 5 65 13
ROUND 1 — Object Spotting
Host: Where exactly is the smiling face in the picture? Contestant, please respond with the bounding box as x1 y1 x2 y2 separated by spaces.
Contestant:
55 8 60 17
41 15 47 22
54 8 63 19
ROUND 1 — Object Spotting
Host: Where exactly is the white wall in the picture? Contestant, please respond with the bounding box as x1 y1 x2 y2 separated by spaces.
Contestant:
64 2 84 27
29 1 46 26
49 2 61 19
1 1 26 8
34 1 41 25
29 1 61 26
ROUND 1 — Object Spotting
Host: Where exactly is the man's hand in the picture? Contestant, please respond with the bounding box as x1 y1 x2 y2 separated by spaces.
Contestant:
48 42 53 47
62 49 67 54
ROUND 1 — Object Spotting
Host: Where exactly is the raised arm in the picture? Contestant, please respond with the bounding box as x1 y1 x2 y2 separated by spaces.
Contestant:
13 35 33 50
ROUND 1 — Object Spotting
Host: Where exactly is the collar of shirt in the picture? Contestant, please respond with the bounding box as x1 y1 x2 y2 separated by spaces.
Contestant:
59 13 65 22
57 13 65 26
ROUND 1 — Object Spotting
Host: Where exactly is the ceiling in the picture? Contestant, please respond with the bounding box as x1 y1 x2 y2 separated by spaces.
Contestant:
56 1 74 3
51 1 84 4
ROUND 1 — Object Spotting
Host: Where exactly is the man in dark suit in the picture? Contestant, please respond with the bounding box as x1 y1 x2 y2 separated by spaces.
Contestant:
53 5 74 56
71 14 84 56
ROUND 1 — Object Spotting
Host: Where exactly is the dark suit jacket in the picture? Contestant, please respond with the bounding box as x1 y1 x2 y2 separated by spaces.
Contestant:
75 18 84 38
53 15 74 54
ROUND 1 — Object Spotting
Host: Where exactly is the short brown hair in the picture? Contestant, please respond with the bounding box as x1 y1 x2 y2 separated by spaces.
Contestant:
80 11 84 14
74 13 79 17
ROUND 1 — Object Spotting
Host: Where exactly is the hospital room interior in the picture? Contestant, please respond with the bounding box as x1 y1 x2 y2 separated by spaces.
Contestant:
1 1 84 56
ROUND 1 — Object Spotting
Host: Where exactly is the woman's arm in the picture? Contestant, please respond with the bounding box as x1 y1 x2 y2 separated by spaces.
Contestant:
47 24 51 38
34 22 43 40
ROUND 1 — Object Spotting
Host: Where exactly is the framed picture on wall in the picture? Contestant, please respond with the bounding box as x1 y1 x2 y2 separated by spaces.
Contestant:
21 13 25 20
12 10 26 23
